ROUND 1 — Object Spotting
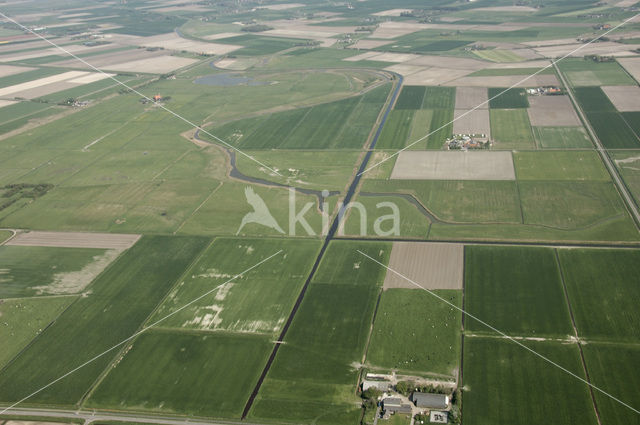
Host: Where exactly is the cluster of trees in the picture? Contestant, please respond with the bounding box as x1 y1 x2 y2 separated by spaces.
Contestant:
241 24 273 32
0 183 53 212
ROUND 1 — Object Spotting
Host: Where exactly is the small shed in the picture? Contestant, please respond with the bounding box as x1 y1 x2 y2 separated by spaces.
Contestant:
411 392 450 409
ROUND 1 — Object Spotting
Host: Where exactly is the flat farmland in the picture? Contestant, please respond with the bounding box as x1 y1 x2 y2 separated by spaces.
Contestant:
532 126 592 148
0 245 118 298
581 343 640 425
519 181 632 230
383 242 463 290
490 109 536 149
376 109 414 149
251 283 379 425
527 95 581 127
463 337 598 425
0 296 75 369
513 151 610 181
454 86 488 109
394 85 426 110
558 58 636 87
235 150 361 191
363 179 522 224
149 238 320 335
557 248 640 342
421 86 456 109
601 85 640 112
86 330 272 418
390 151 515 181
0 235 209 406
612 151 640 205
312 240 391 287
488 87 529 108
464 246 573 337
425 108 454 149
209 84 390 149
452 108 491 136
366 289 461 376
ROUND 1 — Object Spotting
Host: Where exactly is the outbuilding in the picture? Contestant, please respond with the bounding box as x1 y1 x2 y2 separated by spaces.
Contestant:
411 392 450 409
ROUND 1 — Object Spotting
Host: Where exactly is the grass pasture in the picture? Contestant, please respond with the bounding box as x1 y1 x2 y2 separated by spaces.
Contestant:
488 88 529 108
366 289 461 376
463 337 598 425
215 34 310 56
376 109 414 149
513 151 610 181
490 109 535 149
464 246 573 337
422 87 456 110
557 248 640 342
87 330 272 418
0 245 114 298
581 343 640 425
0 296 75 369
0 236 209 406
559 58 636 87
312 240 391 287
612 150 640 206
532 126 593 148
394 85 426 110
149 238 320 335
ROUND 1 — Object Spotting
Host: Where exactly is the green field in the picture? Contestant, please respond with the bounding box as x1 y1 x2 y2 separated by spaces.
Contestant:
558 248 640 342
472 49 524 62
488 88 529 108
209 84 390 149
464 246 573 337
490 109 535 149
0 236 209 406
366 289 461 376
215 34 310 56
0 245 115 298
394 86 426 110
611 150 640 206
558 58 636 86
585 111 640 149
362 179 522 224
376 109 414 149
0 230 12 243
582 343 640 425
532 126 593 148
87 330 272 418
235 150 361 191
520 181 631 229
425 108 454 149
149 238 320 335
463 337 598 425
422 87 456 110
0 296 75 369
250 241 388 424
514 151 610 181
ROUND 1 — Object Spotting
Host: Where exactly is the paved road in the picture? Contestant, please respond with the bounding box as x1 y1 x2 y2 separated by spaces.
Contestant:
554 62 640 228
0 407 265 425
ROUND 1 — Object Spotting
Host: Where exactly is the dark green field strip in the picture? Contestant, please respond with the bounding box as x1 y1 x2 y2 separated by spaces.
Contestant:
376 109 414 149
0 235 210 406
211 84 390 149
621 111 640 138
311 240 390 286
488 88 529 108
366 289 461 376
426 108 454 149
581 343 640 425
422 86 456 110
216 34 310 56
585 112 640 149
557 248 640 343
464 246 574 337
462 337 599 425
394 86 426 110
0 67 65 88
573 87 617 112
86 330 272 419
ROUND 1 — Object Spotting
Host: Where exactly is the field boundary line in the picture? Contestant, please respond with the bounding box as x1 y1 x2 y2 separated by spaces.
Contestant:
78 236 217 406
554 249 602 425
357 249 640 415
0 11 283 177
0 250 283 415
358 12 640 177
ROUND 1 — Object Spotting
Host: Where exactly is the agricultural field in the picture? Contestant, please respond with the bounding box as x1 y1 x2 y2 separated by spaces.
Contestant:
366 289 461 376
462 337 598 425
1 1 640 424
464 246 573 337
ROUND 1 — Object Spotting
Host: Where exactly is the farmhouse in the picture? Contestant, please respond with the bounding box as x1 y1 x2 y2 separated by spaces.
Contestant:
382 397 413 414
411 392 450 409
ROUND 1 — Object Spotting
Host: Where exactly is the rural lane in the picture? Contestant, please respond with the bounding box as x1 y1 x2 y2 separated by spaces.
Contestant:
0 407 264 425
554 62 640 228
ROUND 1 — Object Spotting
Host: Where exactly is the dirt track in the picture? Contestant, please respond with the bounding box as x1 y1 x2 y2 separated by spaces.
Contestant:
6 231 140 249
